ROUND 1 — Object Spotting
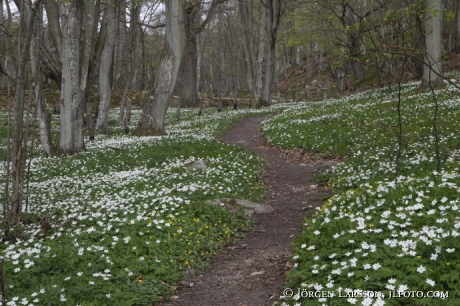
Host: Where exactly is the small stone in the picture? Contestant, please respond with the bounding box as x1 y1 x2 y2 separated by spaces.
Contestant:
184 159 207 170
314 160 340 175
204 198 275 216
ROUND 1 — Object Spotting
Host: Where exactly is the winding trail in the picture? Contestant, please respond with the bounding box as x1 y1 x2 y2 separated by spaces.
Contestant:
163 115 331 306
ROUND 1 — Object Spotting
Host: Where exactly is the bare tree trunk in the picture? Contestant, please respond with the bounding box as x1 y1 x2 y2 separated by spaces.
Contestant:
119 2 140 128
258 0 281 108
342 6 365 82
176 0 218 108
3 58 12 231
123 70 136 133
31 2 54 156
96 0 117 135
11 0 41 227
198 91 203 115
255 2 265 99
177 4 199 108
217 1 225 112
337 66 346 94
447 0 460 53
59 0 86 154
43 0 62 59
197 33 203 100
0 0 5 80
421 0 444 89
413 11 425 79
112 0 127 91
239 0 256 107
135 0 185 135
274 42 280 103
82 0 102 142
350 34 365 81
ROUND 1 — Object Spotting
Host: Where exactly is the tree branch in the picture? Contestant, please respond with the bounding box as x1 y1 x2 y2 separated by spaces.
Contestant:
196 0 227 34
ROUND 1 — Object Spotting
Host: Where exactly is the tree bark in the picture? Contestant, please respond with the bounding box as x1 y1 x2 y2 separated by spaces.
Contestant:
349 33 365 81
255 2 266 99
412 9 425 79
85 0 103 141
96 0 117 135
176 3 199 107
421 0 444 89
345 6 364 81
135 0 185 135
43 0 62 59
119 2 140 129
257 0 281 108
176 0 219 108
31 2 55 156
196 32 203 100
11 0 41 227
111 0 126 91
0 0 5 79
124 68 137 133
59 0 86 154
217 1 226 112
447 0 460 53
238 0 256 106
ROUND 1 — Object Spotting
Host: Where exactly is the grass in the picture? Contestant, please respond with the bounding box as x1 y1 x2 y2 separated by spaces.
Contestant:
0 106 275 305
262 76 460 305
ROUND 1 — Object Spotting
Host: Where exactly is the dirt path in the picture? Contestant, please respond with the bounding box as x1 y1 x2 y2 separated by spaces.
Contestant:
163 115 331 306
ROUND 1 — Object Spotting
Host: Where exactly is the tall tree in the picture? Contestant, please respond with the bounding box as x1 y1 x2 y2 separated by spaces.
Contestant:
217 0 226 112
176 0 219 108
257 0 281 107
10 0 41 227
447 0 460 53
59 0 87 154
135 0 185 135
119 1 141 133
255 2 266 99
238 0 256 106
32 1 55 156
421 0 443 89
96 0 117 134
0 0 5 79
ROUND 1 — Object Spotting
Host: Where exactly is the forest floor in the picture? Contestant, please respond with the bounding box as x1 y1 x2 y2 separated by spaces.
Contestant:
161 115 334 306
